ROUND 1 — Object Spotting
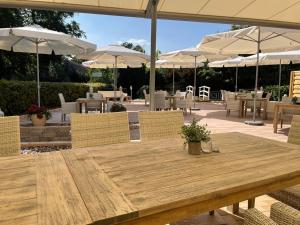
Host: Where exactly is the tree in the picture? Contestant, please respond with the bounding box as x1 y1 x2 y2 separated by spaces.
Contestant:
231 24 250 31
121 42 145 53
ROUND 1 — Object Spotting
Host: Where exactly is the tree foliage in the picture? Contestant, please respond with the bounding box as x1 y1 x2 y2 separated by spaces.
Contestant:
121 42 145 53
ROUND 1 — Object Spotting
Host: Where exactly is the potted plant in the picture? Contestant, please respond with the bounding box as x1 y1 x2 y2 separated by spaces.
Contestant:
27 104 51 126
110 103 127 112
180 119 211 155
292 96 298 104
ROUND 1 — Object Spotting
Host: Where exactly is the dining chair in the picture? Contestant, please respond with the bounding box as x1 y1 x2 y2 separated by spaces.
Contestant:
138 111 184 141
58 93 77 121
244 202 300 225
153 92 170 111
71 112 130 148
225 98 240 117
175 92 193 114
143 89 150 105
287 115 300 145
0 116 20 156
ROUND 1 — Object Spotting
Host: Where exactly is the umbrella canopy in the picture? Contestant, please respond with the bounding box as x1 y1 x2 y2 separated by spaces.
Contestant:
198 26 300 124
0 25 96 106
154 59 204 94
82 60 142 69
81 45 149 96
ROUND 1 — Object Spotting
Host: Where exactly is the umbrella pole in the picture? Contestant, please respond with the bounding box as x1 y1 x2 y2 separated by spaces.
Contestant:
172 64 175 95
149 0 158 111
235 65 238 92
36 40 41 107
278 59 282 101
114 55 117 98
193 56 197 108
245 26 263 125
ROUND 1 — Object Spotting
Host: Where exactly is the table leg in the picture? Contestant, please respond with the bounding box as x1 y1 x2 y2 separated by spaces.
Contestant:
209 210 214 216
273 106 279 133
232 203 239 214
103 102 106 113
85 103 88 113
79 103 83 113
248 198 255 209
263 101 267 120
239 100 243 118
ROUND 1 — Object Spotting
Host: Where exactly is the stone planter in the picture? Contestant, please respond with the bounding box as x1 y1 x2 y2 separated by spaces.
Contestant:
188 142 202 155
31 114 47 126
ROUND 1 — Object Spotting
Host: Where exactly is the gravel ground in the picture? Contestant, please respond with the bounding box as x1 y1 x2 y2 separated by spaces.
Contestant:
21 145 71 154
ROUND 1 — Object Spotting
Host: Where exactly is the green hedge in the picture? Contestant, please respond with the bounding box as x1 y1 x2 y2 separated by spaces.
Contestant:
0 80 105 116
264 85 289 101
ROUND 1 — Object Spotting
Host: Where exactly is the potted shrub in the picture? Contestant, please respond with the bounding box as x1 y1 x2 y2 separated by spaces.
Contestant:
292 96 298 104
110 103 127 112
181 119 211 155
27 104 51 126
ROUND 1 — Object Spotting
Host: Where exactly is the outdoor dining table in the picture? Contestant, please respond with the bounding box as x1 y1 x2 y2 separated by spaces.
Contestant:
76 97 107 113
1 132 300 225
239 97 268 119
273 102 300 133
165 95 184 109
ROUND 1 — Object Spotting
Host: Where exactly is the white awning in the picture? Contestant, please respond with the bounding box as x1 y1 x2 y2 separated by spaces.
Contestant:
3 0 300 29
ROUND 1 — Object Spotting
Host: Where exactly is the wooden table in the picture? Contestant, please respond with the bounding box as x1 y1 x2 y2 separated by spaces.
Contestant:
239 98 268 119
76 98 107 113
165 95 184 109
1 132 300 225
273 102 300 133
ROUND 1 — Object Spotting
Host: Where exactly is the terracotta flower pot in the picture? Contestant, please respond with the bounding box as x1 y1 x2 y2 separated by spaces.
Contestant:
188 142 202 155
31 114 47 126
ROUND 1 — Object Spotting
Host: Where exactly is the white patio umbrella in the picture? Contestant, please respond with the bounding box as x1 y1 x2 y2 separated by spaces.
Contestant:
82 60 142 69
198 26 300 125
160 47 226 108
154 59 204 94
209 56 245 92
242 50 300 100
0 25 96 106
80 44 150 97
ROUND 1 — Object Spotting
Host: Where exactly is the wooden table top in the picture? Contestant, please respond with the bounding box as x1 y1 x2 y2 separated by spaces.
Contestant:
274 102 300 108
1 132 300 225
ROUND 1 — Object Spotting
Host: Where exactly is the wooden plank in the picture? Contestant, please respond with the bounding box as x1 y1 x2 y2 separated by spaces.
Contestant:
0 155 37 225
36 151 92 225
61 150 138 225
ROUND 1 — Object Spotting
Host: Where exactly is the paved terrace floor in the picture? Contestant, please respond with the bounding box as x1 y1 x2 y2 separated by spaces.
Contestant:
20 100 292 225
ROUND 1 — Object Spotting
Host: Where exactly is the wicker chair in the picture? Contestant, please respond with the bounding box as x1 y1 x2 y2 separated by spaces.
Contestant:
143 89 150 106
138 111 184 141
59 93 77 122
268 116 300 210
225 98 240 117
244 202 300 225
153 92 170 111
0 116 20 156
71 112 130 148
175 92 193 114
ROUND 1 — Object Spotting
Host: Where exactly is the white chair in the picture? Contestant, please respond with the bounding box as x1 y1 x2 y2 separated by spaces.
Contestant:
199 86 211 101
226 98 240 117
58 93 77 122
154 92 170 111
175 92 193 114
186 85 193 94
143 89 150 106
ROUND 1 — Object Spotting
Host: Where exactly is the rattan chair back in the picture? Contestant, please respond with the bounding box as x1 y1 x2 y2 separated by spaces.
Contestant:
288 115 300 145
0 116 20 156
71 112 130 148
138 111 184 141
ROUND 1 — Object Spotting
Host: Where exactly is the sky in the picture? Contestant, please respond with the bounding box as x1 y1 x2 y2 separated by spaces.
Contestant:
74 13 231 54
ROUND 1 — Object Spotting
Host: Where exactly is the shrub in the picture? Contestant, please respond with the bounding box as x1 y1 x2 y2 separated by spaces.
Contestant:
264 85 289 101
0 80 105 115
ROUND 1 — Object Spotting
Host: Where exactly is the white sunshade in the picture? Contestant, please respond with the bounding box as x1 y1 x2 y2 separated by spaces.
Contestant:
5 0 300 29
0 25 96 55
0 25 96 106
154 59 204 69
208 56 245 68
80 44 150 63
198 26 300 55
82 60 142 69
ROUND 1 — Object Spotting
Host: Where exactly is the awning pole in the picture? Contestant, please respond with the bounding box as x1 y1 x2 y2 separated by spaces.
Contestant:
149 0 158 111
235 65 238 92
36 39 41 107
193 56 197 108
253 27 261 122
114 55 118 98
278 59 282 101
172 64 175 95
